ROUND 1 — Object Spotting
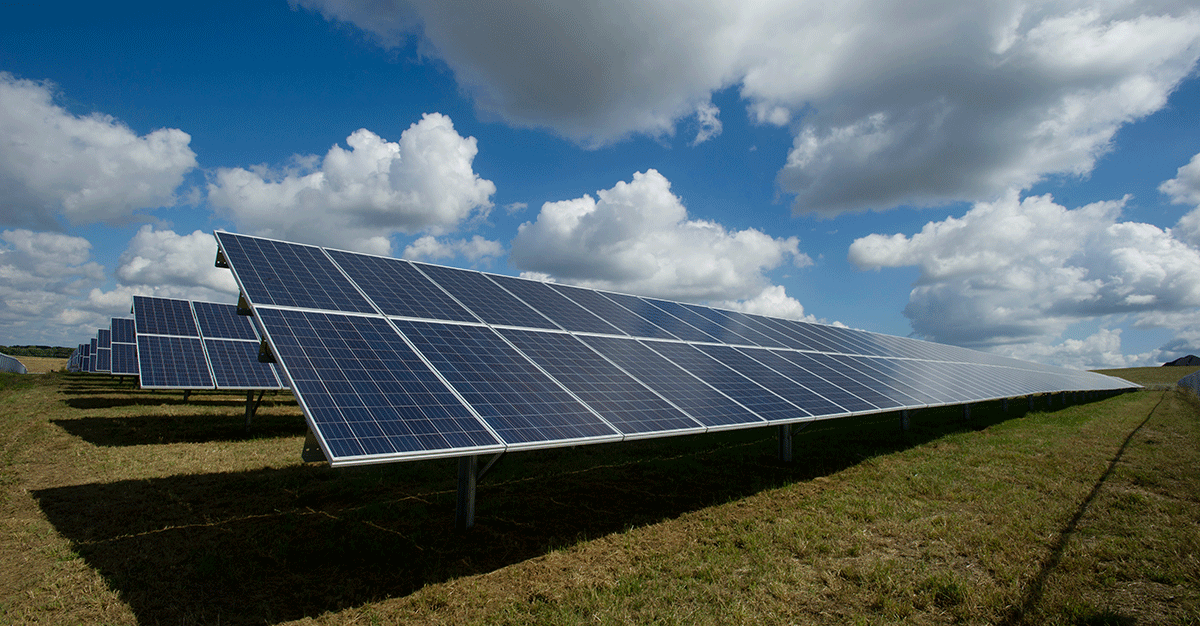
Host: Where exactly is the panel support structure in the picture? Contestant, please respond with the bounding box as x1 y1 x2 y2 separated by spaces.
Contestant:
900 409 911 431
244 390 265 428
456 455 478 531
778 424 793 463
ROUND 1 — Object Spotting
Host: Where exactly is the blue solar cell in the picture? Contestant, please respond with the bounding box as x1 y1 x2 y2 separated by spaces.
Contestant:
89 339 97 372
215 231 376 314
645 300 760 345
136 335 214 388
577 335 762 429
94 348 111 372
680 305 788 348
642 341 800 422
110 343 139 376
392 319 620 445
193 301 260 340
778 352 905 410
740 349 875 414
499 328 702 436
488 275 624 335
414 263 559 330
693 345 843 418
111 318 136 344
256 308 502 462
204 339 282 389
98 329 111 349
601 293 720 343
326 249 479 322
134 296 199 337
548 284 670 339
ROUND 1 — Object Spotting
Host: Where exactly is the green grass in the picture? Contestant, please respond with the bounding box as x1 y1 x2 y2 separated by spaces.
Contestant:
0 370 1197 625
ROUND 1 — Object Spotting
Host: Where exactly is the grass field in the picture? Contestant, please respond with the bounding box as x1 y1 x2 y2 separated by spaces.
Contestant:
1 367 1197 625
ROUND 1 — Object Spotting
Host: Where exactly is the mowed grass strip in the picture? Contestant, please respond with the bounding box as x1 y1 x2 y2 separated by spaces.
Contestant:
0 369 1196 625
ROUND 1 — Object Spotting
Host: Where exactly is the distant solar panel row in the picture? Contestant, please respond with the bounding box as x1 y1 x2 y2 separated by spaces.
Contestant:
215 231 1139 468
132 295 284 391
109 318 139 376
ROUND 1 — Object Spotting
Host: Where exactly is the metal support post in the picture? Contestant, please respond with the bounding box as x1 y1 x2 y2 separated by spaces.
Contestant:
456 455 478 531
900 409 910 431
778 424 793 463
244 390 264 429
1002 397 1009 413
962 403 972 421
1029 395 1035 411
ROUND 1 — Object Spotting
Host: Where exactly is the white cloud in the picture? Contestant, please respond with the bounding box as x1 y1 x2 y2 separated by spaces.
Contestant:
0 229 108 344
713 285 813 321
207 113 495 255
1163 151 1200 247
0 73 197 229
990 328 1153 370
510 169 810 303
692 100 723 145
848 190 1200 355
115 226 238 295
297 1 1200 212
402 234 504 263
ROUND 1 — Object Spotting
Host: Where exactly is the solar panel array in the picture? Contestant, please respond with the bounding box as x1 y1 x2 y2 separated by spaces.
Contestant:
132 295 284 390
109 318 139 376
215 231 1138 468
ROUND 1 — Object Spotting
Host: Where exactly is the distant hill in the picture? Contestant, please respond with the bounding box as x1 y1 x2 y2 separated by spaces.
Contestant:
1163 355 1200 366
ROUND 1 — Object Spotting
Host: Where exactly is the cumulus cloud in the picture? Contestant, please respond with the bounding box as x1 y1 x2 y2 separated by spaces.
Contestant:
510 169 810 303
115 226 238 295
0 229 108 344
1163 151 1200 247
402 234 504 263
207 113 495 255
849 190 1200 359
296 1 1200 212
0 73 197 229
713 285 814 321
990 328 1153 370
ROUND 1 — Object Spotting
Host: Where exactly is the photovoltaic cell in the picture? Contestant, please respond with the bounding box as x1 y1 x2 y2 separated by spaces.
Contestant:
98 329 111 349
391 319 620 446
488 274 624 335
643 340 801 422
326 249 478 322
134 296 199 337
694 344 844 418
577 334 762 429
193 301 260 340
111 318 136 344
499 328 702 436
204 339 281 389
256 308 502 462
216 231 375 313
601 293 720 343
414 263 559 330
136 335 213 388
111 343 138 376
548 283 670 339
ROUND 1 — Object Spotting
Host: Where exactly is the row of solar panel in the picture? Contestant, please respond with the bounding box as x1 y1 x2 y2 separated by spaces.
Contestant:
215 231 1136 467
67 297 285 392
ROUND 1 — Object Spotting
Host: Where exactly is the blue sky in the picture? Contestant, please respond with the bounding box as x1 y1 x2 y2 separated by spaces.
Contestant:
2 1 1200 369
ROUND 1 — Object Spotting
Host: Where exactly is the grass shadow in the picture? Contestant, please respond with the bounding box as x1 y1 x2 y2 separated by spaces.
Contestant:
31 395 1089 626
52 411 307 446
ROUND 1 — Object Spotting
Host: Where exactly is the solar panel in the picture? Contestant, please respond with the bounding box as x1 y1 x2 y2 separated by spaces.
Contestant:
325 249 479 322
136 335 213 389
111 317 136 344
111 343 138 376
412 262 559 330
132 296 284 391
255 307 502 462
213 229 1140 471
498 328 703 436
390 319 620 447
